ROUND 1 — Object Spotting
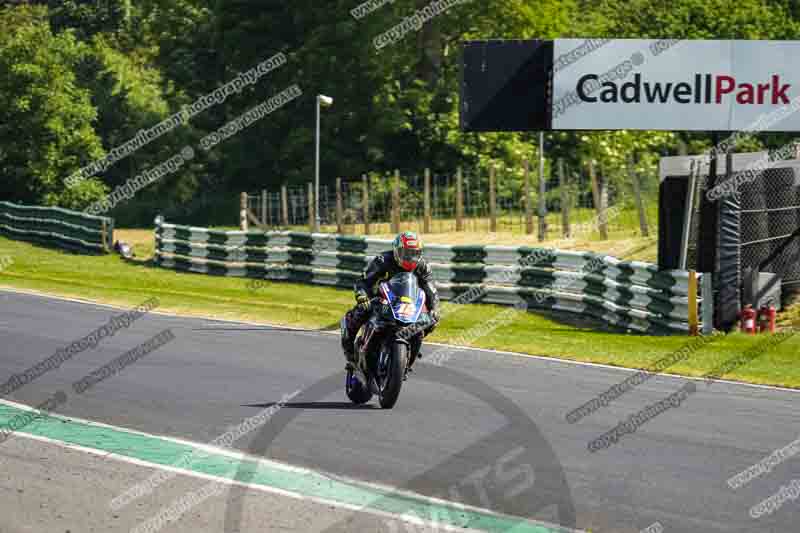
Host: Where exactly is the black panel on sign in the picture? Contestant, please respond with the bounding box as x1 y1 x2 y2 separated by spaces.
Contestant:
460 40 552 132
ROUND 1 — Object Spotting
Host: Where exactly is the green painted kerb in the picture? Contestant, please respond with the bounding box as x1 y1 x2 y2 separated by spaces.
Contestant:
0 403 571 533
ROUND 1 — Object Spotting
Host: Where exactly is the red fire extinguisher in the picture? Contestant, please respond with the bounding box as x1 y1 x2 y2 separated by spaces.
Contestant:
758 304 777 334
757 306 769 333
740 304 757 335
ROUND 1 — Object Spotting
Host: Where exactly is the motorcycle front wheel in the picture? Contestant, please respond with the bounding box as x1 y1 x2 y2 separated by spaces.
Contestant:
378 342 407 409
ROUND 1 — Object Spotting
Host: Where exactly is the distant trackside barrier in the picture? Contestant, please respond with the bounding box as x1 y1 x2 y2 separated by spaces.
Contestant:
153 219 704 334
0 201 113 253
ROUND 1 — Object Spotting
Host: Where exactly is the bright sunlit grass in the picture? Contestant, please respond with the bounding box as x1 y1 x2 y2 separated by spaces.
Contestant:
1 235 798 388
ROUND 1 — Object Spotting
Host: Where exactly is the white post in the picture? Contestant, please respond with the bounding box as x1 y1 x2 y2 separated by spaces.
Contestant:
679 160 698 270
314 94 333 233
314 98 321 233
702 272 714 335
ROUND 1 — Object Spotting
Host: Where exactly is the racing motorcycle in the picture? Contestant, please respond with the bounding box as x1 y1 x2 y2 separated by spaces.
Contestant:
345 272 433 409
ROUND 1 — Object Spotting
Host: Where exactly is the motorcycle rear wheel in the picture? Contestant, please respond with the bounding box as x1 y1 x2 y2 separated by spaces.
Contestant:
345 369 372 405
379 342 407 409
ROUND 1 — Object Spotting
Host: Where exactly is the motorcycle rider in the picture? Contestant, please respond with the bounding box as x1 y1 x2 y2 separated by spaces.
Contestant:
340 231 440 376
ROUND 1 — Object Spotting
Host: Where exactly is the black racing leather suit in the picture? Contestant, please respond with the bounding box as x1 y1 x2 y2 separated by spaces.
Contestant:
341 251 440 364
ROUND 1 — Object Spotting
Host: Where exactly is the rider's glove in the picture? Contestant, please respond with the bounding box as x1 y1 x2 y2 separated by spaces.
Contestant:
355 290 371 311
423 309 440 337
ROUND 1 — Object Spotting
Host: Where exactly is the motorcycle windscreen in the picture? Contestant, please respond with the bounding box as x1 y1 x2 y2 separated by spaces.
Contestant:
382 272 426 323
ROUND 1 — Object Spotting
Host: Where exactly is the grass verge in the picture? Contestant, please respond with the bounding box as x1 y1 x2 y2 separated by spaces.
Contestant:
1 235 799 388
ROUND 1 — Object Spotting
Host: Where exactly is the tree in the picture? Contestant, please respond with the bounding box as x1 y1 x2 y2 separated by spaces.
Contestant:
0 5 106 208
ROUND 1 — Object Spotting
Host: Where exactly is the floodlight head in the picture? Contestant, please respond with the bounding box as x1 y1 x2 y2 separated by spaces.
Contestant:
318 94 334 107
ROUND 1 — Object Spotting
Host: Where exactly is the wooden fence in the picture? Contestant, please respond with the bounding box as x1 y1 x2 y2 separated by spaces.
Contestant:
240 159 654 240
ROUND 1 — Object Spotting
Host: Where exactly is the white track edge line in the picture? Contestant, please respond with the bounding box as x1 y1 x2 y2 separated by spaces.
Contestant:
5 431 476 533
0 398 578 532
2 414 581 532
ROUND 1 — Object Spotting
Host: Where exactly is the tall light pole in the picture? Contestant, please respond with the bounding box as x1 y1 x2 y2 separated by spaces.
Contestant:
315 94 334 232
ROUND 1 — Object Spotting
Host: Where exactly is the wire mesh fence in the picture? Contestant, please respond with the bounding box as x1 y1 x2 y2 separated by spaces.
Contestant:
740 166 800 285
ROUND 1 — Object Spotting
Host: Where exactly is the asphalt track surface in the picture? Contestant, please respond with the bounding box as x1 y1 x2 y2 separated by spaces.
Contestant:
0 435 397 533
1 289 798 532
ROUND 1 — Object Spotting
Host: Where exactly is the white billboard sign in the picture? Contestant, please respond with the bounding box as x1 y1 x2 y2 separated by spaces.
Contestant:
552 39 800 131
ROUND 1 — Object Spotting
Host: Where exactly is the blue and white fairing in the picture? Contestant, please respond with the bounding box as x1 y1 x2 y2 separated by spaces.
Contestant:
379 272 427 324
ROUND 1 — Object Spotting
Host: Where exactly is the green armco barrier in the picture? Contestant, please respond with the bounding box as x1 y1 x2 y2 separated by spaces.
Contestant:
0 201 113 253
334 234 370 254
450 245 488 263
518 247 560 267
335 253 370 272
286 266 314 284
287 249 314 266
288 232 316 250
153 219 702 335
518 267 559 287
430 264 489 284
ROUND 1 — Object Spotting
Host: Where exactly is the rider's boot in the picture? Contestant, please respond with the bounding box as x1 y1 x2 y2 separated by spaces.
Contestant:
404 334 424 380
